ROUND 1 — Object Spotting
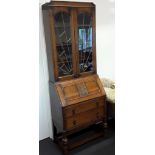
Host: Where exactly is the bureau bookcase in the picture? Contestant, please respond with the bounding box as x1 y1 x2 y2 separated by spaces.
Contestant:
42 1 107 154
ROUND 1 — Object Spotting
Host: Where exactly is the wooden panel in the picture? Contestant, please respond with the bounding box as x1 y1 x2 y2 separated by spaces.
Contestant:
92 6 96 74
42 9 55 82
76 82 88 97
49 82 64 133
63 97 104 118
85 80 99 93
63 84 79 99
51 6 70 15
48 9 59 81
64 108 104 130
56 74 106 106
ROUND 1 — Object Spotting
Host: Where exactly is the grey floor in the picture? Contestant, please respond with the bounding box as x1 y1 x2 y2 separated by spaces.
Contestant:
39 122 115 155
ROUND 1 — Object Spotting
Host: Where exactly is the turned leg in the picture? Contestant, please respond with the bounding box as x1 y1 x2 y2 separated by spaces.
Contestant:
103 98 108 128
62 136 69 155
52 123 58 143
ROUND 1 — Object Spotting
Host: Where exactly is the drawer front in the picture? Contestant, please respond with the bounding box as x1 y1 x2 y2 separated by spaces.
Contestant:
63 97 105 118
64 108 104 130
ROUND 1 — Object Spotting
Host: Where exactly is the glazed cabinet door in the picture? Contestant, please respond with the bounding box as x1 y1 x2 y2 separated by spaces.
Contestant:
49 7 76 81
75 7 96 77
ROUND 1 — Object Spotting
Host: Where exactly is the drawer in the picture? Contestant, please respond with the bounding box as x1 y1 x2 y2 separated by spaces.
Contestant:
63 97 105 118
64 108 104 130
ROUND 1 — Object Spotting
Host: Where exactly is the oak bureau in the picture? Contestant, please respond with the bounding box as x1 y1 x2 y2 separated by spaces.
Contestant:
42 1 107 154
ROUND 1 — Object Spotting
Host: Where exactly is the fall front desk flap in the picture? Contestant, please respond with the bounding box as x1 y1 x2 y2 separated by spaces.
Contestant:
55 75 106 107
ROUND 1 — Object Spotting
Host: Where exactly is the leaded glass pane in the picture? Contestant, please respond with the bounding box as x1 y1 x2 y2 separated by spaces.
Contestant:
54 12 73 76
78 12 93 73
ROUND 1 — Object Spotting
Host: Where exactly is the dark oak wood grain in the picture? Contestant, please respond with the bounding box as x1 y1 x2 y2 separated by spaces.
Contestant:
42 9 55 81
42 1 107 154
55 75 106 106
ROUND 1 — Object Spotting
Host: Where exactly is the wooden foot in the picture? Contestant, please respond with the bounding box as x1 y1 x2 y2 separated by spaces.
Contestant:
53 123 58 143
62 137 68 144
62 137 69 155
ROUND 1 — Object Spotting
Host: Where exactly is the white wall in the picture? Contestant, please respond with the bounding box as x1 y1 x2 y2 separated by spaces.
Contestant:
39 0 114 140
96 0 115 80
39 3 53 140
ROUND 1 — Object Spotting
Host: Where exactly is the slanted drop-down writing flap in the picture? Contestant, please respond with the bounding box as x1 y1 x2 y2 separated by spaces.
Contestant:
55 74 106 106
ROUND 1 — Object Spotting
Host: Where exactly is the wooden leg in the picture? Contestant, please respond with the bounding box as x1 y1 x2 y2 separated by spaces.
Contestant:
103 98 108 128
52 123 58 143
62 136 69 155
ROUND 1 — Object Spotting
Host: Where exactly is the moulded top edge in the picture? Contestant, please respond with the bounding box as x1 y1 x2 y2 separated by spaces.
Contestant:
42 1 95 10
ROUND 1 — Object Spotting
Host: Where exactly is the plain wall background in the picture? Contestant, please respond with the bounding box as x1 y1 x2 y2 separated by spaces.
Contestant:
39 0 115 140
39 4 53 140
